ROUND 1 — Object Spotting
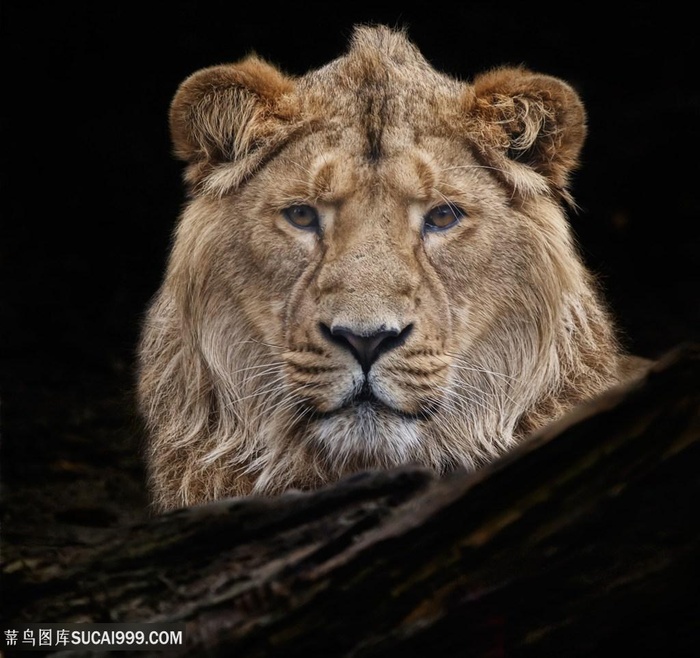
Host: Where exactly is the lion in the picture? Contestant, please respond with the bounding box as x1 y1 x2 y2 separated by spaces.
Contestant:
137 25 645 511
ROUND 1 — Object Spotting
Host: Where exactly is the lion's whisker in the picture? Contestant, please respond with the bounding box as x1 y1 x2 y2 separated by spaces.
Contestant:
250 391 304 426
434 384 497 415
443 353 521 382
230 338 286 351
230 362 285 377
229 375 290 405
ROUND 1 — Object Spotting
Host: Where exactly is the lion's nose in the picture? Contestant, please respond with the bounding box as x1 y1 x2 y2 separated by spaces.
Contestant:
321 323 413 372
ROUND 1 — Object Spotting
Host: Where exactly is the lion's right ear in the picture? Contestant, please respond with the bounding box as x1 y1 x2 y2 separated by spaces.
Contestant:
169 57 296 183
465 67 586 199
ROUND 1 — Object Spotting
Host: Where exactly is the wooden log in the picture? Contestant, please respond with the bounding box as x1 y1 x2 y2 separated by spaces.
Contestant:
3 344 699 657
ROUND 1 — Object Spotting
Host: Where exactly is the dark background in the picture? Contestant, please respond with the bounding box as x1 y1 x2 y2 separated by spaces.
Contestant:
1 3 698 559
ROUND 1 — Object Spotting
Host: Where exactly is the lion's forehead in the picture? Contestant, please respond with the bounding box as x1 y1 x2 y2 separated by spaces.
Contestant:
266 130 492 210
282 147 433 203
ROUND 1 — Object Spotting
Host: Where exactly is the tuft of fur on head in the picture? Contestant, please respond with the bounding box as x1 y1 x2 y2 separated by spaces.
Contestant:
138 25 634 512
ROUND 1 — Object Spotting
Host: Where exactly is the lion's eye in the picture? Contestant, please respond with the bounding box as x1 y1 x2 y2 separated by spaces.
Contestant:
423 204 464 232
283 204 320 231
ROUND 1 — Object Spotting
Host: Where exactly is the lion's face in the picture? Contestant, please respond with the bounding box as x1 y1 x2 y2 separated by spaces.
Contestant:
139 26 620 509
216 127 531 464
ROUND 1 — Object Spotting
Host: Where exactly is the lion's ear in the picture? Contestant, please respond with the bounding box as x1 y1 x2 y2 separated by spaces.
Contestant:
169 56 296 177
468 67 586 193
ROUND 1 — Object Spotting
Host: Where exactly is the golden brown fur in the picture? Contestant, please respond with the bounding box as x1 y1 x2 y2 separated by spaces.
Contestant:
138 26 637 511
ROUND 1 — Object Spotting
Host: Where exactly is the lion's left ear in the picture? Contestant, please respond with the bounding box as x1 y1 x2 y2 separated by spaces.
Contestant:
467 67 587 193
169 56 297 188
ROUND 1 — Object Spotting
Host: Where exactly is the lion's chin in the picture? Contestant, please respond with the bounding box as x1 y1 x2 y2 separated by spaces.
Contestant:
311 401 423 466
